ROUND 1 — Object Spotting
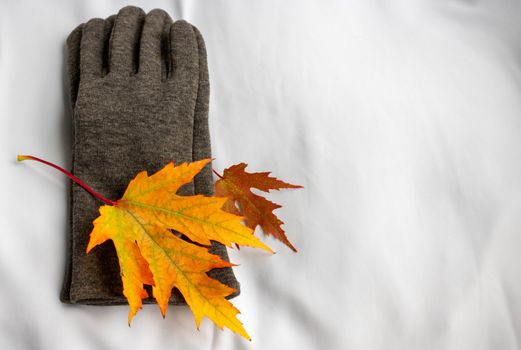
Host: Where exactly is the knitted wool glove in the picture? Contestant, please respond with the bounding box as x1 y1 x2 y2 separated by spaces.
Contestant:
61 6 239 304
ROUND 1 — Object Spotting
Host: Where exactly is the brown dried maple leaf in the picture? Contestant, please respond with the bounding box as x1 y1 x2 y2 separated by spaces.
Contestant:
214 163 302 252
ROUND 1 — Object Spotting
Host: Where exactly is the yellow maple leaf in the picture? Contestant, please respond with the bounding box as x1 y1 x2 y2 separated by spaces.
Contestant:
85 159 273 339
17 155 275 340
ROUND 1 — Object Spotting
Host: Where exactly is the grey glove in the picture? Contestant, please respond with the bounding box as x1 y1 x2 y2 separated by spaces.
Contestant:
61 6 239 305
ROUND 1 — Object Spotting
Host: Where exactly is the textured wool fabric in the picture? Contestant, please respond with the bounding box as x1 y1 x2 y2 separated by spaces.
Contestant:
61 6 239 305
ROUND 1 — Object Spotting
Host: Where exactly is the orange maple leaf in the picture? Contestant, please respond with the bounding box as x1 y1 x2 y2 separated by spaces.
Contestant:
86 159 274 339
214 163 302 252
17 155 272 340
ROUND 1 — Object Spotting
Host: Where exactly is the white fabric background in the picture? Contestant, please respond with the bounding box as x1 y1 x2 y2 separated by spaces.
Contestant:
2 0 521 349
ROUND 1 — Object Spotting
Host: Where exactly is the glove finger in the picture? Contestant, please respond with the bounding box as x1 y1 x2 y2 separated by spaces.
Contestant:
191 24 213 196
66 23 83 107
160 14 173 81
169 20 199 84
109 6 145 75
80 18 110 79
139 9 171 80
